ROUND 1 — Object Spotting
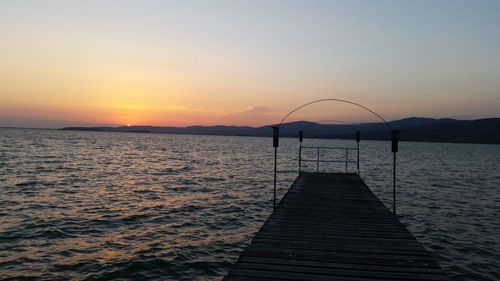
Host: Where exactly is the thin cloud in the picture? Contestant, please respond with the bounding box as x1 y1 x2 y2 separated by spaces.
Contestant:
215 106 275 126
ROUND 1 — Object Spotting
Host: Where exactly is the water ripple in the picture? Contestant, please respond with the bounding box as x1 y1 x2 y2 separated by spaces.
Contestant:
0 129 499 280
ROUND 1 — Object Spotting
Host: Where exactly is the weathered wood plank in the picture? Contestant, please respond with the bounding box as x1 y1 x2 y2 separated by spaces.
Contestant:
238 256 446 274
233 262 449 281
223 173 449 280
240 248 441 268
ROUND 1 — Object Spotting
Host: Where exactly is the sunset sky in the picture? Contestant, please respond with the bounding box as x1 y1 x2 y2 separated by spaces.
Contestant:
1 0 499 128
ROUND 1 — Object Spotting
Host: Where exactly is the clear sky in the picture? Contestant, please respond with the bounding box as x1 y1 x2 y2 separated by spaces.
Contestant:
1 0 499 128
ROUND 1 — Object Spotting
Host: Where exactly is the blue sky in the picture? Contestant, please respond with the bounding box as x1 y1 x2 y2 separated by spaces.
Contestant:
1 0 499 127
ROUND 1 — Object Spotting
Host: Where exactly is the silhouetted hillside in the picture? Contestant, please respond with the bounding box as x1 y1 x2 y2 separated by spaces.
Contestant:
358 118 500 144
61 117 500 144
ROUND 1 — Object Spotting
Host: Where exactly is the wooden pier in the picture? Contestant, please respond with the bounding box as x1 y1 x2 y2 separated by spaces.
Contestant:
224 173 449 281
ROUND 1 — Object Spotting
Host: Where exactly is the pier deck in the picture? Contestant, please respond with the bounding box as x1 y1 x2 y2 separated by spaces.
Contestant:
224 173 449 281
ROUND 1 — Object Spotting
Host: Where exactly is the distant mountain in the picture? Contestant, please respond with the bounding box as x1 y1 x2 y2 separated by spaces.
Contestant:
61 117 500 144
387 117 458 129
365 118 500 144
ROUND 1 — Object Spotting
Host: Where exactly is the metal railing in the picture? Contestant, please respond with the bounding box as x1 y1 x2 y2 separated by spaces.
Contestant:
299 146 359 174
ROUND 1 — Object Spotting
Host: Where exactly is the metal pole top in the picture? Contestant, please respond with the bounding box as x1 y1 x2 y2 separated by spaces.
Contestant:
272 126 279 148
391 130 399 153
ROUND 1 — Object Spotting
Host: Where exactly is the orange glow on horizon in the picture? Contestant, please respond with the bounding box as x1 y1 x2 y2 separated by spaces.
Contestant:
1 1 499 129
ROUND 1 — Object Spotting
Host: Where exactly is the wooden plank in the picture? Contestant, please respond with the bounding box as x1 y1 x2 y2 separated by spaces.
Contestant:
238 256 446 274
223 173 449 280
244 245 438 262
252 235 425 250
233 262 449 281
251 238 428 252
240 248 441 268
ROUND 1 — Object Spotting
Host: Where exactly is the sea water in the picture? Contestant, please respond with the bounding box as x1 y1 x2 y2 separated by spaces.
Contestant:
0 128 499 280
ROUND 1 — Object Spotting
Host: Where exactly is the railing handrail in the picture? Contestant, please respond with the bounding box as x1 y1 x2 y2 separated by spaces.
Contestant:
299 145 359 174
301 160 357 163
301 146 358 150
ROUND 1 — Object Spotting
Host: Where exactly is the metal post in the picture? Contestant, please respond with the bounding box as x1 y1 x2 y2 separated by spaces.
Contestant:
356 131 360 175
298 143 302 174
345 148 348 173
272 126 279 211
316 147 320 173
274 146 277 210
393 152 396 215
391 130 399 216
298 131 303 174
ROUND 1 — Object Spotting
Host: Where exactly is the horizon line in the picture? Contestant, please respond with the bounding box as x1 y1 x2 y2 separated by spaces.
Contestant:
3 116 500 130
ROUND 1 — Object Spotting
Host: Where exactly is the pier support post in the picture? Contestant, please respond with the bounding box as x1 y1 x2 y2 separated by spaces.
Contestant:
298 131 303 174
345 149 348 173
356 131 360 175
391 130 399 216
272 126 279 211
316 147 320 172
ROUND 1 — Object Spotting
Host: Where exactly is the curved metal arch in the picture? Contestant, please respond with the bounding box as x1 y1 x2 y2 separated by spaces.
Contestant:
279 98 392 130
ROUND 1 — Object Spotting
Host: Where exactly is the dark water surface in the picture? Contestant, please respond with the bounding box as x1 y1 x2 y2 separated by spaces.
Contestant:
0 128 499 280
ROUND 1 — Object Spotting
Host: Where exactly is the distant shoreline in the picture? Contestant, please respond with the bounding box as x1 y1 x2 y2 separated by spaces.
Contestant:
54 116 498 145
56 127 500 146
3 116 500 145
